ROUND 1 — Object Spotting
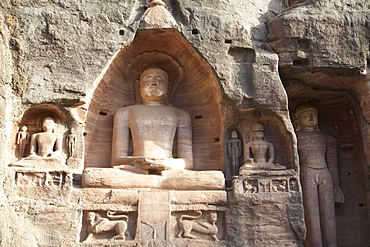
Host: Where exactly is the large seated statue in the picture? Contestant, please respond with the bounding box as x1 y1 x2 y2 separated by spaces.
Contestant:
111 67 193 174
83 67 224 189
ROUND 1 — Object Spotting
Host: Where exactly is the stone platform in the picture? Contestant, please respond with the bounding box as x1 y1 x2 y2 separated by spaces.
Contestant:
82 168 225 190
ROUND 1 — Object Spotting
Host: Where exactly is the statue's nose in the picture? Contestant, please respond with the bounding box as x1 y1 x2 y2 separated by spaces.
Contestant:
309 113 314 121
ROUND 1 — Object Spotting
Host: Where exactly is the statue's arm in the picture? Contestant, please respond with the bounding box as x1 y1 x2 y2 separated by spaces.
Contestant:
48 134 63 158
55 134 63 152
237 140 242 157
111 108 130 166
268 142 274 163
16 133 20 145
29 134 37 156
227 140 232 156
177 110 193 169
244 142 253 162
325 134 345 203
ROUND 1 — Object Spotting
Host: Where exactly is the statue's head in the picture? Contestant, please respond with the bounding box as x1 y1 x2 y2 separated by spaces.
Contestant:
251 123 265 140
20 125 28 132
86 212 96 223
140 67 169 104
42 116 56 132
295 103 319 131
231 131 238 139
209 211 217 223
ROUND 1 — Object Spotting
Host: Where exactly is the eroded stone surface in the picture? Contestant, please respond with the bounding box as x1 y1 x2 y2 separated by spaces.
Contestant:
0 0 369 246
83 168 225 190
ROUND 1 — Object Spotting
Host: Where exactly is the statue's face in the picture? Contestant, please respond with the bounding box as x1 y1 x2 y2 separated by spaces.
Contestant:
298 109 318 130
209 212 217 223
231 131 238 139
42 117 56 132
140 68 169 103
252 124 264 139
87 212 95 223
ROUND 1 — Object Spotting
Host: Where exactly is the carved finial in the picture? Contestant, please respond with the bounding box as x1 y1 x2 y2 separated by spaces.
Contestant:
140 0 177 29
148 0 166 7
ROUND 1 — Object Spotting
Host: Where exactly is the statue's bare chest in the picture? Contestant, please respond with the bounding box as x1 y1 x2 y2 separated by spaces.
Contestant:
128 106 178 132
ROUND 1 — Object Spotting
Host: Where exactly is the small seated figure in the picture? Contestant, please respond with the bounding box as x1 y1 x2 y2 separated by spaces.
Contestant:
239 123 285 171
29 116 62 158
111 67 193 173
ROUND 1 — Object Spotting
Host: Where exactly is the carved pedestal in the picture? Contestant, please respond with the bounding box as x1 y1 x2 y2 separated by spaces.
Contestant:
80 170 227 246
231 169 305 246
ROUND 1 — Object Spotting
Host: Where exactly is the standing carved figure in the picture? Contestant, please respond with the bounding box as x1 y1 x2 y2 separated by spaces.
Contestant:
67 128 77 158
294 104 345 247
29 116 62 158
239 123 285 171
16 125 28 157
227 131 242 176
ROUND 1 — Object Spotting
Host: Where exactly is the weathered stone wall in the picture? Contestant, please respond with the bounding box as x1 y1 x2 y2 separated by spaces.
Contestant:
0 0 369 246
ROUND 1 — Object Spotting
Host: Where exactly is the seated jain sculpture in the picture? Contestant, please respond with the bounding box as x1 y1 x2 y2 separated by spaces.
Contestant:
29 116 62 158
240 123 285 171
295 104 345 247
111 67 193 173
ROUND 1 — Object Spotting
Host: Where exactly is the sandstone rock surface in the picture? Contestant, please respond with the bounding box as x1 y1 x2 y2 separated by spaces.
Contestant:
0 0 369 246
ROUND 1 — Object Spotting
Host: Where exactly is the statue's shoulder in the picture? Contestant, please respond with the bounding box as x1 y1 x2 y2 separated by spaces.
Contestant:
173 107 190 117
115 105 139 115
323 132 336 145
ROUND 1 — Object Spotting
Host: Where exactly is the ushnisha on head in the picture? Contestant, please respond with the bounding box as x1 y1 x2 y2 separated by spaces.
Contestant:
295 103 319 131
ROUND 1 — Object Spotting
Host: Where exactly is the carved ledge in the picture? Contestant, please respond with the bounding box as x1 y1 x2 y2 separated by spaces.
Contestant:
82 168 225 190
9 156 68 170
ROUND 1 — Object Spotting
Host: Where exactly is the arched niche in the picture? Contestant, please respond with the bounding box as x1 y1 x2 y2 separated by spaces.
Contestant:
84 29 224 171
286 83 368 246
10 104 67 161
238 109 295 169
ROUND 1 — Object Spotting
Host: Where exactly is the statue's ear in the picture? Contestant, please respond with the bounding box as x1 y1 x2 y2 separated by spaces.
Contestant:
166 80 173 106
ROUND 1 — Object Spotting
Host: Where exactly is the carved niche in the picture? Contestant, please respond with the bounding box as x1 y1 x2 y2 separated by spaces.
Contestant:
83 29 225 172
286 83 367 246
9 104 73 169
238 109 295 171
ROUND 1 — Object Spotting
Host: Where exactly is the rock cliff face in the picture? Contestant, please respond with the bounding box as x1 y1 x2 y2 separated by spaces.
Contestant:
0 0 369 246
